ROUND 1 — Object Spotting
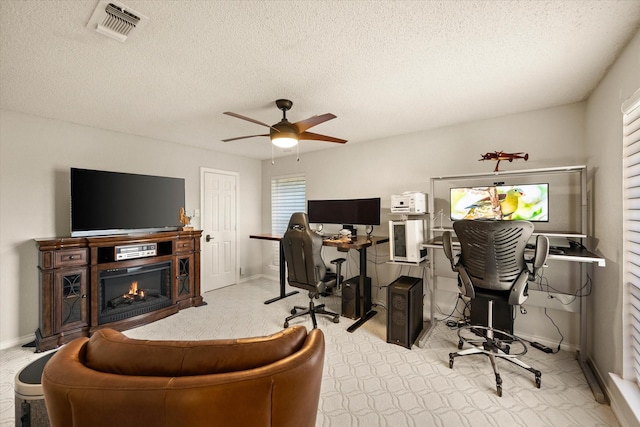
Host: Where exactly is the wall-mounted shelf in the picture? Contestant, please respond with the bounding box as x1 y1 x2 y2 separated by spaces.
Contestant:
430 164 586 180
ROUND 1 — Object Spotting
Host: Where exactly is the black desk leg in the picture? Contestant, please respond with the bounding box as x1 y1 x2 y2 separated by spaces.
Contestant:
264 240 299 304
347 246 377 332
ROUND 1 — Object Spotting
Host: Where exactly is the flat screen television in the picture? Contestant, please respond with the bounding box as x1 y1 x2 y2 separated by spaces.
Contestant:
450 183 548 222
70 168 185 237
307 197 381 226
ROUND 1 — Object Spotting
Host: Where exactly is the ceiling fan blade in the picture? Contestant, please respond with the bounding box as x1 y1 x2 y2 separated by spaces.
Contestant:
223 112 278 131
299 131 347 144
293 113 336 133
221 134 269 142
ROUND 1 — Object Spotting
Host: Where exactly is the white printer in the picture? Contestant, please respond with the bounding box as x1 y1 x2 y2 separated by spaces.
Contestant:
391 192 426 214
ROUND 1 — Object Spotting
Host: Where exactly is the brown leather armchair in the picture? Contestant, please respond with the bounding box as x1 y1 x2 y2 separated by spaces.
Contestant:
42 326 324 427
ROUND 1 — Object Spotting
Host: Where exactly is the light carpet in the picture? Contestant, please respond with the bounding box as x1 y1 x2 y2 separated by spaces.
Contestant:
1 278 618 426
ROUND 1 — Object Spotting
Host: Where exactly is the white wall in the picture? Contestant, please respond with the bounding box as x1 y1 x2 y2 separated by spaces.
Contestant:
584 29 639 399
261 102 587 347
0 110 263 347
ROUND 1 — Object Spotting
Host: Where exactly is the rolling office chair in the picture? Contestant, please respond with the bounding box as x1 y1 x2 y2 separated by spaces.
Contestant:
282 212 345 329
442 219 549 397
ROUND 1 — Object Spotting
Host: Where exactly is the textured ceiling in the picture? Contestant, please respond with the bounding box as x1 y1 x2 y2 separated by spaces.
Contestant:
1 1 639 160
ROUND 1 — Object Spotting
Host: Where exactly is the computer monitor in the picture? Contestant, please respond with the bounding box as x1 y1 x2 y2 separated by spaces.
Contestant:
307 197 381 226
450 183 548 222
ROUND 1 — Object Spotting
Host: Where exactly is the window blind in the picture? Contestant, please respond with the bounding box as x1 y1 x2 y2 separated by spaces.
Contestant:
271 175 306 266
623 89 640 387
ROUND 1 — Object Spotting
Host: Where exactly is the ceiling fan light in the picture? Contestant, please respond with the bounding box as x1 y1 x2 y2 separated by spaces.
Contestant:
272 136 298 148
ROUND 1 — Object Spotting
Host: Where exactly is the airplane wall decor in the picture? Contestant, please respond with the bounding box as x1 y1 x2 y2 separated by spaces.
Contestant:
479 151 529 172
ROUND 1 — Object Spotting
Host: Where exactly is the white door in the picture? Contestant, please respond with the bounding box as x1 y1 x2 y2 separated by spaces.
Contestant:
201 169 237 292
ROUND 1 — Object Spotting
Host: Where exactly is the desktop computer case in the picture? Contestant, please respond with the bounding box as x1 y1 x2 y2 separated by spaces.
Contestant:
342 276 370 319
387 276 423 349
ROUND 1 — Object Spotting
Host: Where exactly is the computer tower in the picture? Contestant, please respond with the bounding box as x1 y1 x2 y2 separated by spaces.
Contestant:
470 296 513 334
341 276 370 319
387 276 423 349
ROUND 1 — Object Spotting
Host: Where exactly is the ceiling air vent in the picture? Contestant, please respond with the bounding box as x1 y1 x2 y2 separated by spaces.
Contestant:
87 0 148 42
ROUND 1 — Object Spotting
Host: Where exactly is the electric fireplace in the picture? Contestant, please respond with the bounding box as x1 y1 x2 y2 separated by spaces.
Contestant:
98 261 173 325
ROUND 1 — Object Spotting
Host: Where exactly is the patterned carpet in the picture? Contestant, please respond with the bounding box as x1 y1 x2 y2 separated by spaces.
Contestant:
1 278 618 426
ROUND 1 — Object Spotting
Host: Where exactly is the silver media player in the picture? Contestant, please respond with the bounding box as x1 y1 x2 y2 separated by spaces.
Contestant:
115 243 157 260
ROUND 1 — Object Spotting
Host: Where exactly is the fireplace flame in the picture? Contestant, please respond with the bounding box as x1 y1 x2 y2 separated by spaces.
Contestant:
124 281 146 301
129 281 138 295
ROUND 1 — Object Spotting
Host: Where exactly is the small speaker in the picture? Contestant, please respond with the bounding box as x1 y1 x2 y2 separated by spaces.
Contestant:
387 276 423 349
341 276 370 319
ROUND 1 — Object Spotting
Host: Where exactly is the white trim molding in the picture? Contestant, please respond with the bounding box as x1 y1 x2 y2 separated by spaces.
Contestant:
610 373 640 427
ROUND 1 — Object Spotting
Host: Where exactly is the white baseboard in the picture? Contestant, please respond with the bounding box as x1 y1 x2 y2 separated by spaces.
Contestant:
237 273 265 283
610 373 640 427
237 274 278 284
0 333 36 351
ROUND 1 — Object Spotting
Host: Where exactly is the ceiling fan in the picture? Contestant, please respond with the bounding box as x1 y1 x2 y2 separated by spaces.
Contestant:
222 99 347 148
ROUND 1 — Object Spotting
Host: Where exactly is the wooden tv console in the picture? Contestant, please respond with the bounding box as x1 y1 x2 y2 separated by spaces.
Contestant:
34 230 204 352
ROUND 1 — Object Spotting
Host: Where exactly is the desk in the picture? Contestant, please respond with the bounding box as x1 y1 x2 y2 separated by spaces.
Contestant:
426 235 606 266
249 234 299 304
250 234 389 332
322 235 389 332
424 235 607 402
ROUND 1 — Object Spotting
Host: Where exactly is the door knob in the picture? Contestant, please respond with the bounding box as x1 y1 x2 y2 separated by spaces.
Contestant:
206 235 213 242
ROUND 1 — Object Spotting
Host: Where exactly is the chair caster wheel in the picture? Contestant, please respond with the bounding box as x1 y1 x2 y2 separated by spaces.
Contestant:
284 322 289 328
458 340 463 350
332 316 340 323
495 373 503 397
449 354 455 369
290 309 297 315
535 375 541 388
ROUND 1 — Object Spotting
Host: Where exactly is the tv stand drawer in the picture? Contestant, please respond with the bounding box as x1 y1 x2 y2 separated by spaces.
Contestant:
53 249 88 268
175 238 195 254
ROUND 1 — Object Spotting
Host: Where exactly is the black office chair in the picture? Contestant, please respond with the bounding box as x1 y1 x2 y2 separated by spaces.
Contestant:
282 212 345 329
442 219 549 397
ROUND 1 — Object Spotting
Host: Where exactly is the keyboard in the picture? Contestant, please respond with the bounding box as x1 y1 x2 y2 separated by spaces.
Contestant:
526 243 564 255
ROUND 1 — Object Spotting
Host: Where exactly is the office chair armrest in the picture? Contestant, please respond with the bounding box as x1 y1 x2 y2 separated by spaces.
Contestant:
509 270 530 305
442 231 456 271
456 265 475 299
444 231 474 297
532 235 549 275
